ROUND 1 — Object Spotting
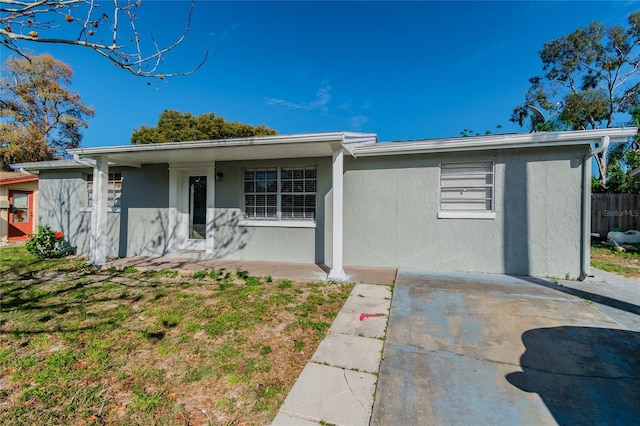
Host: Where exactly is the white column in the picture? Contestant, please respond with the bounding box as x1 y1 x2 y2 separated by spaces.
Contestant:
168 167 179 252
89 156 109 265
206 165 216 254
328 149 347 280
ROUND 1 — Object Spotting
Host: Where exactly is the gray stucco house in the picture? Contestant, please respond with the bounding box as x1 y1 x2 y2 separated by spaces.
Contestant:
12 127 637 280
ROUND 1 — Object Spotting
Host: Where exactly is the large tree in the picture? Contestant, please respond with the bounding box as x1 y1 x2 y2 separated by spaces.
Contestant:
131 110 278 144
0 53 94 169
511 11 640 187
0 0 206 79
593 108 640 194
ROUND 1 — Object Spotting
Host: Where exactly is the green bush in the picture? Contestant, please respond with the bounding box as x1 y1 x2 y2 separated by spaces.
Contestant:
25 226 74 259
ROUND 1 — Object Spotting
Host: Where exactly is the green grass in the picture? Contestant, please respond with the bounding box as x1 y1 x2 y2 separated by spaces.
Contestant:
0 245 353 425
591 245 640 280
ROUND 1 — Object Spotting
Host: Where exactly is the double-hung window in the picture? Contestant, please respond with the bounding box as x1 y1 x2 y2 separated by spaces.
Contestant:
87 173 123 209
244 167 316 222
438 162 495 219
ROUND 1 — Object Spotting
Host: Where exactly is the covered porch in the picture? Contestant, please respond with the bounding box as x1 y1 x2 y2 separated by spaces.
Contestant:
67 132 378 280
109 255 397 285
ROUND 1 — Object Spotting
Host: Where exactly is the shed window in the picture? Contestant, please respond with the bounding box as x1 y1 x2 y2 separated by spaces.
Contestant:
439 162 495 219
87 173 122 208
244 167 316 221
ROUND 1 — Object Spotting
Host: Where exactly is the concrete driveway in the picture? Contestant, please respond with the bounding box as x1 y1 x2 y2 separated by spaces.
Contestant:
371 270 640 425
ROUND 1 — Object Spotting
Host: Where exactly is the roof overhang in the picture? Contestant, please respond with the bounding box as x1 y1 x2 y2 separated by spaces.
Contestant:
10 159 93 172
11 128 638 171
353 128 638 157
65 132 378 168
0 175 39 185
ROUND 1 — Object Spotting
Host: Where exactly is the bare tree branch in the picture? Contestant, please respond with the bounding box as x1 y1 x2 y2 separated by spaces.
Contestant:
0 0 207 79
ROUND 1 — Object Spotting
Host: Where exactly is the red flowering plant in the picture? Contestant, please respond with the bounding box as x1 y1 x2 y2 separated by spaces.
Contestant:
25 226 74 258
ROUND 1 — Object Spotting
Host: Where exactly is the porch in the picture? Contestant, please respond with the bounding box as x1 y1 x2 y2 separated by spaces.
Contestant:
66 132 379 281
108 256 397 285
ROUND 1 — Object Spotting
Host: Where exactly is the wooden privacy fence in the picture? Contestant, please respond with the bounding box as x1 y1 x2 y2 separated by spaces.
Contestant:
591 193 640 237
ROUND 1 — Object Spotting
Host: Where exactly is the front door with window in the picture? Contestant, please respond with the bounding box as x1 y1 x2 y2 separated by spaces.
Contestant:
8 190 34 241
189 176 207 241
180 173 208 251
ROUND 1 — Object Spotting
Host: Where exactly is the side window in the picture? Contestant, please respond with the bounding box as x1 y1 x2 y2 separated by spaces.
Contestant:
87 173 123 208
439 162 494 219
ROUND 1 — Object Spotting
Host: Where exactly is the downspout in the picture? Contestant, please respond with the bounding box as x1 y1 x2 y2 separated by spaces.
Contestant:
579 135 609 280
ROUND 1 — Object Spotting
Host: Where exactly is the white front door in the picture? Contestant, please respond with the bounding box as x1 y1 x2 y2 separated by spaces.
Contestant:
169 166 215 253
186 174 207 250
178 169 209 251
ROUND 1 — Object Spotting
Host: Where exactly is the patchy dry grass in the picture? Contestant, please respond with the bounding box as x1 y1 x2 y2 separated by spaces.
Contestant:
591 244 640 281
0 245 352 425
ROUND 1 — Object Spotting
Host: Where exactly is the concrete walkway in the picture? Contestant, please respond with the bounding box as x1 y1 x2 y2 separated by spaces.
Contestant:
271 283 392 426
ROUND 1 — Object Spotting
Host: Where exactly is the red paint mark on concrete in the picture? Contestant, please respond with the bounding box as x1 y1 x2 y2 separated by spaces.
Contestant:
359 313 380 321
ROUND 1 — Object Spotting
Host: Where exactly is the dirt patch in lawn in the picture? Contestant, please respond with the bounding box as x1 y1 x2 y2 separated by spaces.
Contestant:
591 245 640 281
0 246 353 425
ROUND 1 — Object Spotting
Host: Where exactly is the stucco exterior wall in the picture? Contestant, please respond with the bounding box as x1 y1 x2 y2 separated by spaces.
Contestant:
214 157 331 263
33 143 587 278
342 146 587 277
0 180 39 241
38 169 120 257
120 164 170 257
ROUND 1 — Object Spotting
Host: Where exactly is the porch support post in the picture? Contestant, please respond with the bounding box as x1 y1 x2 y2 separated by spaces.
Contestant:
328 149 347 280
206 165 215 254
168 167 179 252
89 155 109 265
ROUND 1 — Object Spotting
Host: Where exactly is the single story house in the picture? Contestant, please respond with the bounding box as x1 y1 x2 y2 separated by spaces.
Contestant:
11 127 637 280
0 171 39 242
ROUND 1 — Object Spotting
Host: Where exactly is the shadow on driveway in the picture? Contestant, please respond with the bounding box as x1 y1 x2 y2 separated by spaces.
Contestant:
507 326 640 426
516 275 640 321
371 270 640 425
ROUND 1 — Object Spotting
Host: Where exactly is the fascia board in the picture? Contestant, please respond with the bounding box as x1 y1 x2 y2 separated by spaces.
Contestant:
10 160 90 171
0 176 39 185
67 132 358 158
353 128 638 157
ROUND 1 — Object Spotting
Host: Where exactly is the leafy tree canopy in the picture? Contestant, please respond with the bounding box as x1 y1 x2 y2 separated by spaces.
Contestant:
0 53 94 170
510 11 640 187
130 110 278 144
593 108 640 194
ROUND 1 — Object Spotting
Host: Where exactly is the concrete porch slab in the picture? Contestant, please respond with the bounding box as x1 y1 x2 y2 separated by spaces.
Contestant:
108 256 397 285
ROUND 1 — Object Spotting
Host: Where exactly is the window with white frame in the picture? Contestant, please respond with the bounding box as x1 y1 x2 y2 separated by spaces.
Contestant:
87 173 123 208
439 162 494 218
244 167 316 221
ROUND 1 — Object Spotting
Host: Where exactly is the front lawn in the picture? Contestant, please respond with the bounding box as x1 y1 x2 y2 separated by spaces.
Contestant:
0 245 352 425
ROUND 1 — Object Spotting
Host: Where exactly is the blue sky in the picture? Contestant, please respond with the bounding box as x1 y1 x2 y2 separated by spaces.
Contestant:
5 1 639 147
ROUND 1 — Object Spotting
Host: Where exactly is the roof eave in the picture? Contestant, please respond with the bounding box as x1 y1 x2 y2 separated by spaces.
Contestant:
67 132 378 158
0 176 39 185
10 159 92 171
354 128 638 157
